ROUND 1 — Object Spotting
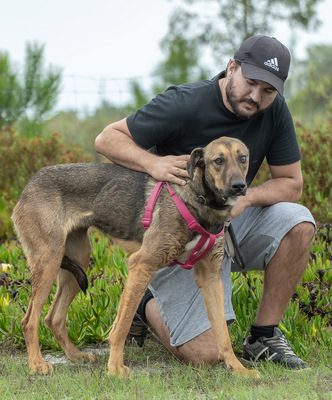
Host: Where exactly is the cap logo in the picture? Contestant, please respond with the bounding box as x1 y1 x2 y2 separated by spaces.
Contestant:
264 57 279 72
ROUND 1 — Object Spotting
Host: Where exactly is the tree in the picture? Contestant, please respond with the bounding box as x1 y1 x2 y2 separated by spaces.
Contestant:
152 9 209 92
167 0 323 65
128 9 210 109
288 44 332 125
0 42 62 135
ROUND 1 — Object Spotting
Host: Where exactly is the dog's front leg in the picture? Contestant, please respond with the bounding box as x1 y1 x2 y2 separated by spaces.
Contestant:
108 251 158 378
194 255 259 378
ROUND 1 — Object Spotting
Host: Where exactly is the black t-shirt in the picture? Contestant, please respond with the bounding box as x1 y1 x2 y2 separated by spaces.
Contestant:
127 72 301 185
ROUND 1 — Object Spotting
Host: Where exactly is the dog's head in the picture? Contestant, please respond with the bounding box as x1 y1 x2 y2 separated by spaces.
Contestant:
187 137 249 201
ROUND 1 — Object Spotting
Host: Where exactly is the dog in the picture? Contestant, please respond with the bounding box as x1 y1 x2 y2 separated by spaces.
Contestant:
12 136 259 378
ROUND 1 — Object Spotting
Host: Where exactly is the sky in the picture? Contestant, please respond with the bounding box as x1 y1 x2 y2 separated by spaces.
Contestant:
1 0 331 113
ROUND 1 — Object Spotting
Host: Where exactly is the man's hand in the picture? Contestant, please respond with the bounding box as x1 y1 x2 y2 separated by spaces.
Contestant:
227 195 250 221
148 154 191 185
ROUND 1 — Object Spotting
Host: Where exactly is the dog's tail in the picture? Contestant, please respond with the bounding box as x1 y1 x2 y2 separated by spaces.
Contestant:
60 256 89 294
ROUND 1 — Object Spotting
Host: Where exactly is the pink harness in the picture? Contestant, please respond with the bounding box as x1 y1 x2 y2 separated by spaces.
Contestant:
142 181 225 270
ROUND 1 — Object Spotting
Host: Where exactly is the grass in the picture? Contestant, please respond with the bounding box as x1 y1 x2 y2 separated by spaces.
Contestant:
0 225 331 399
0 335 331 400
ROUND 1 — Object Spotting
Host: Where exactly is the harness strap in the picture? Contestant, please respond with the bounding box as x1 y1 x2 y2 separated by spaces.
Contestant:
142 181 225 269
142 181 164 229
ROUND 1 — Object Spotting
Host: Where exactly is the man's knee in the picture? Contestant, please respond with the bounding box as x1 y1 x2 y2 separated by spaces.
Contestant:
176 329 220 367
286 221 315 246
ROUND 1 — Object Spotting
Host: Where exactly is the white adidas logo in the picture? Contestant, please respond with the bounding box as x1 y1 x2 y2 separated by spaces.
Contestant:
264 57 279 71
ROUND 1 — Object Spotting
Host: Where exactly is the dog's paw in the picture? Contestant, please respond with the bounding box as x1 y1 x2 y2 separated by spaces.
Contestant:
108 364 131 378
30 361 54 375
225 358 260 379
248 369 260 378
81 352 97 363
236 368 260 378
68 351 96 363
231 367 260 379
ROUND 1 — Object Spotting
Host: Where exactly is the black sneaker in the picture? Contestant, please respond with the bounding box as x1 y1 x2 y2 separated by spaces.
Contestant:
126 313 148 347
243 327 310 369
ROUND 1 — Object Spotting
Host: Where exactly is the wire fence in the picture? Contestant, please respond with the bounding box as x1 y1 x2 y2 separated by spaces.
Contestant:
58 73 157 112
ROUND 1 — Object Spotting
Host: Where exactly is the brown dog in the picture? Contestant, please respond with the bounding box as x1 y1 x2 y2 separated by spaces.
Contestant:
12 136 258 378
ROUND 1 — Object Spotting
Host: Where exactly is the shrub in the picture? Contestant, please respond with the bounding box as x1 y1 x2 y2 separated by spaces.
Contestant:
253 122 332 223
0 128 93 241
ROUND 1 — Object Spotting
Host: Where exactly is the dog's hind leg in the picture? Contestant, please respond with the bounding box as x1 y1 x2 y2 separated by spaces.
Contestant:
22 251 64 375
194 254 259 378
44 228 96 364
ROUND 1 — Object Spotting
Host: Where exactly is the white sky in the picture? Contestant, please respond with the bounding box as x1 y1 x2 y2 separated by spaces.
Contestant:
1 0 331 112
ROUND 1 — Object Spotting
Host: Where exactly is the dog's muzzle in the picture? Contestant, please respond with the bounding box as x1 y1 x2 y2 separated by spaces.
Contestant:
230 179 247 196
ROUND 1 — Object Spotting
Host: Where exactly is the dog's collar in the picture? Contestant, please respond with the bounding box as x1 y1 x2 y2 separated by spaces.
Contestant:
197 195 230 210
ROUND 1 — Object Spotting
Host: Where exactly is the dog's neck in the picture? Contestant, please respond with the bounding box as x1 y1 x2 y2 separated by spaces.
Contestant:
189 177 232 211
196 193 231 210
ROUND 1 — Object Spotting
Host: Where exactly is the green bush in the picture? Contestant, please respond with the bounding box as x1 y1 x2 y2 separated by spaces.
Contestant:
1 122 331 241
0 128 93 241
253 122 332 223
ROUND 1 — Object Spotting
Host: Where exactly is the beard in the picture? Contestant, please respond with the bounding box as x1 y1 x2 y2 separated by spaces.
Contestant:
225 76 265 120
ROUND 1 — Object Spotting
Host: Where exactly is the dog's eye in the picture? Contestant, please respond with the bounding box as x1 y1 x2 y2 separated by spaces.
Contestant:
214 158 224 165
239 155 247 163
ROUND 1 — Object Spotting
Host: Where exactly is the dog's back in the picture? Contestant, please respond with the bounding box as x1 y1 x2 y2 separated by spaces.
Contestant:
12 163 149 263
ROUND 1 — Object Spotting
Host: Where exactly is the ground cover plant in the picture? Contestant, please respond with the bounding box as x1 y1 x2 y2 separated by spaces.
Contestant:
0 226 331 354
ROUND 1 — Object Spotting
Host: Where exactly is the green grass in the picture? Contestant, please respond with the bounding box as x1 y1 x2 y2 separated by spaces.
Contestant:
0 336 331 400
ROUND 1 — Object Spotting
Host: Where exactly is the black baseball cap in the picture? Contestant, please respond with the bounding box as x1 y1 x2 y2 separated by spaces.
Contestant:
234 35 291 95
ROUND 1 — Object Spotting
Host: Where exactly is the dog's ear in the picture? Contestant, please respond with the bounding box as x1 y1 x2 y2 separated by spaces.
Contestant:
187 148 204 179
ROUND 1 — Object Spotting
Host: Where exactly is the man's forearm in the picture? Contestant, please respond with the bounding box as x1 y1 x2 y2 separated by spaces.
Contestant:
229 175 303 221
95 126 156 173
246 177 303 207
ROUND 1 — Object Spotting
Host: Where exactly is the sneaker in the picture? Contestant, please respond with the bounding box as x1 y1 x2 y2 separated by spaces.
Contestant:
242 327 310 369
126 313 148 347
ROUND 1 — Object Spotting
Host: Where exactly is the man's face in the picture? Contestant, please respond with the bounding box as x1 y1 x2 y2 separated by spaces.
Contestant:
225 64 278 120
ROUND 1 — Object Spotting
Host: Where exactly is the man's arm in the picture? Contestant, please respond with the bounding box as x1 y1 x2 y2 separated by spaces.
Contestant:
228 161 303 220
95 118 190 185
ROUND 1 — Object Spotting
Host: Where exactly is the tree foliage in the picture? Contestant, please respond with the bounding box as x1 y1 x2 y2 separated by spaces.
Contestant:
174 0 323 63
153 10 209 91
0 42 62 135
288 44 332 125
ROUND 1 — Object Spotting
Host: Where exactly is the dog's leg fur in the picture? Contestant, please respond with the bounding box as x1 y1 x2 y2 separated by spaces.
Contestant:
194 253 259 378
13 196 96 373
108 244 166 377
21 251 64 374
44 228 95 364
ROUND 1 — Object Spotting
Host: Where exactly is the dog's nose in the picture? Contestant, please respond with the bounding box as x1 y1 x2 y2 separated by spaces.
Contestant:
230 180 246 194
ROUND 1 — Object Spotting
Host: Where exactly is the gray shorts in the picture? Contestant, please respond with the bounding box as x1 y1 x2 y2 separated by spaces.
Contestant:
148 202 315 347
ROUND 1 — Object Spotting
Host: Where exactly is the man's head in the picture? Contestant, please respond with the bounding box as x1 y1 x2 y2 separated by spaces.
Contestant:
234 35 290 95
222 36 290 120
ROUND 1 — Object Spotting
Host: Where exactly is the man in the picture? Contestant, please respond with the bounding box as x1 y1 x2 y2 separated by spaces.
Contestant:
95 35 315 369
